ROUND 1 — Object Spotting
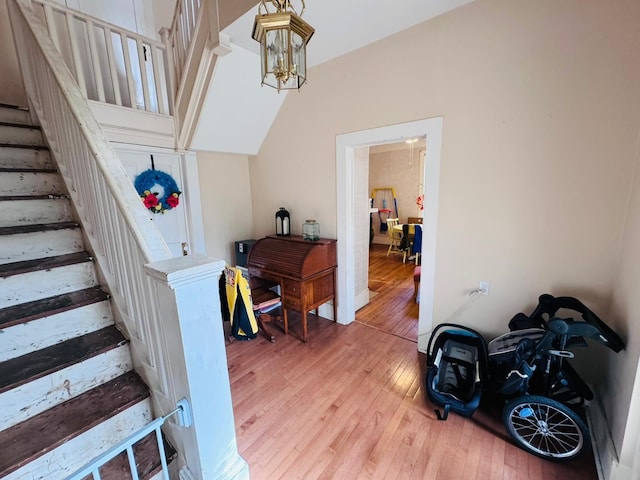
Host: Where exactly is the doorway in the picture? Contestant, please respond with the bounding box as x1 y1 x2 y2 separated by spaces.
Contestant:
361 140 425 341
336 117 443 352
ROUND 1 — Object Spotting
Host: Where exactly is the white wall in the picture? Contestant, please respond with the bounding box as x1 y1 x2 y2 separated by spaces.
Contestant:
0 0 27 106
50 0 172 39
196 151 254 264
250 0 640 336
245 0 640 467
602 128 640 477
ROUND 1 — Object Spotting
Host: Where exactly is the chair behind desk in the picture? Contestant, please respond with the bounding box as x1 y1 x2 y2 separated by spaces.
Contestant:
251 286 282 343
219 265 281 343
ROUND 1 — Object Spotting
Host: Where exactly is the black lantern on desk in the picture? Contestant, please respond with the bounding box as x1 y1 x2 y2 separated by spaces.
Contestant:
275 207 290 236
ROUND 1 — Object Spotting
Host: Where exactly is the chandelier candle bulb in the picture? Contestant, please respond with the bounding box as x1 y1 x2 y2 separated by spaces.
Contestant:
303 219 320 241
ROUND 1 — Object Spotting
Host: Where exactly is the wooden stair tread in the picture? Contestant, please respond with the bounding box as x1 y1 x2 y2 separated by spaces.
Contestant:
0 221 78 237
0 326 126 394
0 103 27 110
0 371 149 478
0 194 67 201
0 286 109 329
87 431 177 480
0 251 92 279
0 143 48 150
0 121 41 130
0 167 57 173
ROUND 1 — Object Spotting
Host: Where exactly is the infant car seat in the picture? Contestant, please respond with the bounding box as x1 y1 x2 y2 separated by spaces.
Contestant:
426 323 488 420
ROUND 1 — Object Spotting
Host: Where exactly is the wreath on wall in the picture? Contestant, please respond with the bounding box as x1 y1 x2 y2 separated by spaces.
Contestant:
134 167 182 214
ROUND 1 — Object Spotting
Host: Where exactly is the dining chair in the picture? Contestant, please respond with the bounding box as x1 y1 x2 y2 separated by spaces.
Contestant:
411 224 422 265
386 218 405 260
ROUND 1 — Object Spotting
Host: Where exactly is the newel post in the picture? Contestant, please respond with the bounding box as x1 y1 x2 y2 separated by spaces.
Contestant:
145 255 249 480
207 0 231 55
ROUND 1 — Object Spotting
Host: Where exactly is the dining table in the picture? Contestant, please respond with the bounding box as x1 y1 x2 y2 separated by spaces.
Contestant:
392 223 420 261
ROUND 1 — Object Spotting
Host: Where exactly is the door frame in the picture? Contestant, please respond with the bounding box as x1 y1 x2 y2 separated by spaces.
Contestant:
336 117 443 352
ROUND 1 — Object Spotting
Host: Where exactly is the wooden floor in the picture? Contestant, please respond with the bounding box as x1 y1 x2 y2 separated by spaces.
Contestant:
225 245 598 479
356 244 419 341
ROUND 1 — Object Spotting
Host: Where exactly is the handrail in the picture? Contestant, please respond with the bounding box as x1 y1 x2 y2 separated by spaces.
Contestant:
65 399 192 480
30 0 172 116
8 0 170 264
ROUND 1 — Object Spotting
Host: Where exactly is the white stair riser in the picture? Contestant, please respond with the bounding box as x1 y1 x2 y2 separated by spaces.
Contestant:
0 198 73 227
0 108 30 125
0 345 131 430
0 227 82 265
0 171 63 196
0 147 51 170
0 261 97 308
4 399 153 480
0 125 44 147
0 301 112 363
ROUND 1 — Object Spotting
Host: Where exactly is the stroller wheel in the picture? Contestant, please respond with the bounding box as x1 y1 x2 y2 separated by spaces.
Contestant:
502 395 590 461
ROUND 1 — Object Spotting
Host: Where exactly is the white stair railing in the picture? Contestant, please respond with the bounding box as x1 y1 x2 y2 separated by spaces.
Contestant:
30 0 172 116
7 1 248 478
66 399 192 480
165 0 202 86
162 0 228 149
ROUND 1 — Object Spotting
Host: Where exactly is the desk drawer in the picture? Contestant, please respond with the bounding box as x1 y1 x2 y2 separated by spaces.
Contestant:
284 296 302 311
283 278 301 296
248 268 280 284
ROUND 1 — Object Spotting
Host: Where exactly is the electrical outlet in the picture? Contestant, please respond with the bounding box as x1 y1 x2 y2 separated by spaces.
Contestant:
479 281 490 295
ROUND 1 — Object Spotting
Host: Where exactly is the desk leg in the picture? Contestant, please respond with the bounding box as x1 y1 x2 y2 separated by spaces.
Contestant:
332 298 337 323
283 308 289 335
302 311 308 343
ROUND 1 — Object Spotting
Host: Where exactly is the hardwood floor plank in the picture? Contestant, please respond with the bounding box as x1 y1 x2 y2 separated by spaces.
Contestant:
356 244 418 342
226 245 599 479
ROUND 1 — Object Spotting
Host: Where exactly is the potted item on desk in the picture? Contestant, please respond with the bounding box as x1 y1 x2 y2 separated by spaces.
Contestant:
303 219 320 241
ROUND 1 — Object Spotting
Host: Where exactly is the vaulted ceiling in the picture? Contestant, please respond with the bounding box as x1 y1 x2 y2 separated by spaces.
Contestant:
190 0 475 155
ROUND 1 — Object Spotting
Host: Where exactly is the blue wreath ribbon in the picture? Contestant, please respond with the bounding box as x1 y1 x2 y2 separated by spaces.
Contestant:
134 169 182 214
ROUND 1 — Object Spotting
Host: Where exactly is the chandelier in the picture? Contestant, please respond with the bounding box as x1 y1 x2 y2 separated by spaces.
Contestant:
251 0 315 91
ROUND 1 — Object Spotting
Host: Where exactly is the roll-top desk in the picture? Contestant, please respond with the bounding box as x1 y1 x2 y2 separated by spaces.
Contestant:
247 235 337 342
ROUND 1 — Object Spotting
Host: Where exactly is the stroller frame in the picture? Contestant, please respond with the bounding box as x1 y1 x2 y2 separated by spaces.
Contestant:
427 294 624 461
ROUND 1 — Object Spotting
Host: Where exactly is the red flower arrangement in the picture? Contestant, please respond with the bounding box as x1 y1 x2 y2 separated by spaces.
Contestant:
143 191 159 209
166 193 180 208
134 169 181 214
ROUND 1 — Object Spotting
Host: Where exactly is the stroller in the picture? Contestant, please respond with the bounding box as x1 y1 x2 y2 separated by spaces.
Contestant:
426 293 624 461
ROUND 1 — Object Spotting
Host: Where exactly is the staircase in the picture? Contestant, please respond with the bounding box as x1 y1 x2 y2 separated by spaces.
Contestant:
0 104 171 479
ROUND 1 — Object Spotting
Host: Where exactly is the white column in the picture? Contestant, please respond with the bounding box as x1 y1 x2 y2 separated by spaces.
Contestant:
145 255 249 480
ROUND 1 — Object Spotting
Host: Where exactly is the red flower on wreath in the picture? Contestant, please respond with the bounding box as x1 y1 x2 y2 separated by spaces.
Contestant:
166 192 180 208
142 190 159 209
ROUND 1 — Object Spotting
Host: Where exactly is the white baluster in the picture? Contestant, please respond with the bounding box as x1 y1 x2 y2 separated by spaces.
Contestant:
86 20 106 103
103 27 122 106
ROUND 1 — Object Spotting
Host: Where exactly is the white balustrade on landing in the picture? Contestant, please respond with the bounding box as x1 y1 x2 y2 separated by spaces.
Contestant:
163 0 224 149
30 0 172 116
7 1 248 478
165 0 202 88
